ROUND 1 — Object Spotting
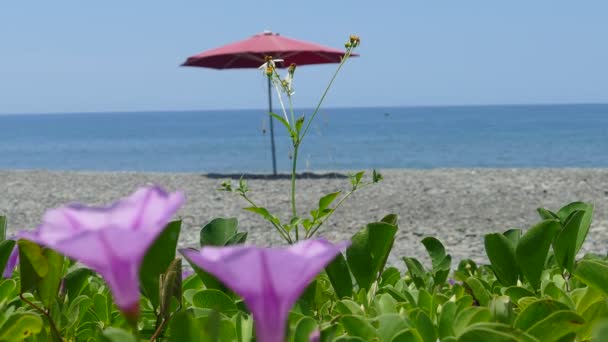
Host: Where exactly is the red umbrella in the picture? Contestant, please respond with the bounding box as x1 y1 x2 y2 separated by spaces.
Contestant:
182 31 357 175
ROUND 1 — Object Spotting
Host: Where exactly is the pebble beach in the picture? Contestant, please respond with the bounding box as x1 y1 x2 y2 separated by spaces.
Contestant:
1 168 607 267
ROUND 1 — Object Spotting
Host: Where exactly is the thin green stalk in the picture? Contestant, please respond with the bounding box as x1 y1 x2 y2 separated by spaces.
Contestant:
299 49 353 144
271 75 290 125
288 95 296 131
291 143 299 241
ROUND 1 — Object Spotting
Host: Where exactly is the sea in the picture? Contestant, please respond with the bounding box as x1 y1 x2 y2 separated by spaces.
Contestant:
1 104 607 173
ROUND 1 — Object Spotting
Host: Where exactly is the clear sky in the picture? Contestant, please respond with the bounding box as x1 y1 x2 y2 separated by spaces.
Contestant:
1 1 607 114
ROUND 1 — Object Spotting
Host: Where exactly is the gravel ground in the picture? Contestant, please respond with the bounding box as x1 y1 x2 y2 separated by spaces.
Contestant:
1 169 607 267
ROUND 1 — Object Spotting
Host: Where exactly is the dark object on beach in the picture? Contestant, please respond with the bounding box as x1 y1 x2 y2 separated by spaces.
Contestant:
205 172 348 180
182 31 358 175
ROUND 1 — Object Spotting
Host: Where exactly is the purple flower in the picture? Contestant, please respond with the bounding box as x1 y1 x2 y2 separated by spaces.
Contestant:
309 329 320 342
180 239 348 342
2 241 19 279
20 186 184 319
181 268 194 280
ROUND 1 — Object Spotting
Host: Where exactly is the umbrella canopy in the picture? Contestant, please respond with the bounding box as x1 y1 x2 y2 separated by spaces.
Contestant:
182 30 357 69
182 31 357 175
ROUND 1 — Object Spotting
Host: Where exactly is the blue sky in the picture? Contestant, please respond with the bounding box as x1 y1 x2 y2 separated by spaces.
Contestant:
1 1 607 114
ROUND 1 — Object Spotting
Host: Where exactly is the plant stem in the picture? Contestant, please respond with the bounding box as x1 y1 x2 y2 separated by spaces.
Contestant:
150 316 170 342
291 143 299 241
20 293 63 341
271 76 290 125
300 49 352 144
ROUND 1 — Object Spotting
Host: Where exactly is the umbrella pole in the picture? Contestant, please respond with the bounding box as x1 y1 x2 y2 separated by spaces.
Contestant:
267 77 277 175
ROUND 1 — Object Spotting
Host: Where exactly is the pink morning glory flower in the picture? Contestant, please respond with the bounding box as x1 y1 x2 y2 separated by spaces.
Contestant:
180 239 349 342
2 241 19 279
20 186 184 319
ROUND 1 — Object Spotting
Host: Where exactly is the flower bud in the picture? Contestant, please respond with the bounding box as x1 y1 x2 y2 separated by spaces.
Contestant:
288 63 296 74
349 35 360 47
344 42 352 48
265 66 273 76
265 55 274 62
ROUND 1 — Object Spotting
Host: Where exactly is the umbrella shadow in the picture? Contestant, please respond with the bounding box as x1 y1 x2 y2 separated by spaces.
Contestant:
204 172 349 180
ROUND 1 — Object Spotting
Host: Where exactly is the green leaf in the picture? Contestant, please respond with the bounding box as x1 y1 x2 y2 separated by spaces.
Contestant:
340 315 378 340
36 248 64 308
93 293 111 325
200 218 238 246
514 299 570 331
453 307 492 337
351 171 365 187
553 210 585 273
243 207 280 226
413 311 436 342
318 192 340 213
503 229 522 246
293 316 318 342
537 208 559 220
0 240 16 277
458 323 537 342
464 277 490 307
346 222 397 291
191 289 238 315
295 115 305 135
324 253 353 299
63 268 94 300
484 233 519 286
526 310 584 341
593 319 608 342
489 296 515 324
233 312 253 342
438 301 457 339
515 219 561 289
578 299 608 340
269 112 294 136
140 220 181 309
167 311 204 341
17 240 48 293
100 327 137 342
0 216 6 242
421 237 451 284
574 259 608 297
376 314 410 342
0 313 44 341
381 214 398 226
392 329 423 342
503 286 535 305
225 232 248 245
556 202 593 255
403 257 428 289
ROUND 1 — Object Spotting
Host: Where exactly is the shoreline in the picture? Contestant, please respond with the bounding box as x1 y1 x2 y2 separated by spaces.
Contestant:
2 168 607 266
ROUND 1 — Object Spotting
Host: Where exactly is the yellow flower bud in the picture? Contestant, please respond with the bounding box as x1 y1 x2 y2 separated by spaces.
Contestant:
288 63 296 74
349 35 360 47
265 66 273 76
265 55 274 62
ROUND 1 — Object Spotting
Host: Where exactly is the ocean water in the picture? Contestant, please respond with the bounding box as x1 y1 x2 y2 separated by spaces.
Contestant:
1 104 607 172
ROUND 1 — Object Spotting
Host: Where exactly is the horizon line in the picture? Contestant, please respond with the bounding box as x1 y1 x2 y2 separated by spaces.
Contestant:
1 101 608 116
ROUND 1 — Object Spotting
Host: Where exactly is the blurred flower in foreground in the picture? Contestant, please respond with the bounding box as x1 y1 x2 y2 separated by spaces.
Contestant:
181 239 349 342
20 186 185 320
2 241 18 279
